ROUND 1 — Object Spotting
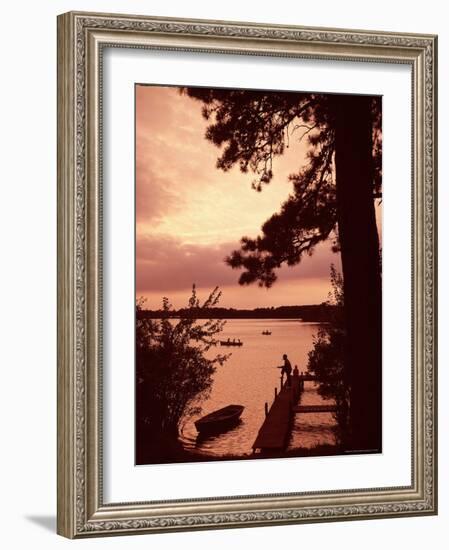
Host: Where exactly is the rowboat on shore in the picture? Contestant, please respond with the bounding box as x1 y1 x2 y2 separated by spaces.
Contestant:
194 404 244 434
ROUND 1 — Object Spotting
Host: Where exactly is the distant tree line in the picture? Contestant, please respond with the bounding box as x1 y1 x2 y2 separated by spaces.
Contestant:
137 303 337 322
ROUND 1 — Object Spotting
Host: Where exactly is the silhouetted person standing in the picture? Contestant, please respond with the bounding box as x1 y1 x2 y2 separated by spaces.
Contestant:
277 354 292 387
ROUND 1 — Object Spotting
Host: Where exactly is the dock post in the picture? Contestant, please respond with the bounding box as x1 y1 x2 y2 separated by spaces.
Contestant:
264 402 269 417
275 387 278 398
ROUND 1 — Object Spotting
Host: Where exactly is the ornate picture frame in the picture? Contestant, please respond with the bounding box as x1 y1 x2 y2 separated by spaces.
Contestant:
57 11 437 538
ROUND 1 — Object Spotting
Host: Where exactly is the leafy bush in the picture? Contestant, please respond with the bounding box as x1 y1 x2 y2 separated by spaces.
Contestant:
307 266 349 447
136 286 229 439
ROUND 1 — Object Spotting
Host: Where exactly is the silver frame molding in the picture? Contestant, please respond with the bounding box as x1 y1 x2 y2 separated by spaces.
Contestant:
57 11 437 538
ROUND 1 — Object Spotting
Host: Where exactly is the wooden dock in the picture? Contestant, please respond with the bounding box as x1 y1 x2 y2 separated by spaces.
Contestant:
252 373 337 454
252 375 302 453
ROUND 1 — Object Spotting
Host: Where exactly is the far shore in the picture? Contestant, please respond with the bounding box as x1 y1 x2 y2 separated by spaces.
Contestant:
138 304 338 323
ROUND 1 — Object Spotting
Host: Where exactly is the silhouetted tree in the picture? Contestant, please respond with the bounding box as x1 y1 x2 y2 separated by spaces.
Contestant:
182 87 382 452
136 286 229 460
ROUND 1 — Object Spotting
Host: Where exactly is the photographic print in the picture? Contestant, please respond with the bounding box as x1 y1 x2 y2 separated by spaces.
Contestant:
135 84 382 466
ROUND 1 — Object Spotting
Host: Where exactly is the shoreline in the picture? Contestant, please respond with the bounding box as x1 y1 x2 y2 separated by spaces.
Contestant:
136 440 342 466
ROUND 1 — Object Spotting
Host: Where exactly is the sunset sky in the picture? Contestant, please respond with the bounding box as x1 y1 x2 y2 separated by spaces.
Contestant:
135 85 343 310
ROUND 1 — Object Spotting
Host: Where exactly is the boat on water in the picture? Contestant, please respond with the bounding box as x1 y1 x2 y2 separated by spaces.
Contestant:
194 404 244 434
220 339 243 346
261 330 272 335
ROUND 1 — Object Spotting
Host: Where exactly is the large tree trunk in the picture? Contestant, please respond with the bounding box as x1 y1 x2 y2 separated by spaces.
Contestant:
334 95 382 452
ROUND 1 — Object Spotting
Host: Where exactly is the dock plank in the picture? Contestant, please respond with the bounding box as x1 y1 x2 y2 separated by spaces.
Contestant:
299 374 318 382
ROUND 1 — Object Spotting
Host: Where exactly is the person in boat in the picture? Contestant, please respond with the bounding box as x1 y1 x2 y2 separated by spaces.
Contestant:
227 337 231 344
277 354 292 387
293 365 299 377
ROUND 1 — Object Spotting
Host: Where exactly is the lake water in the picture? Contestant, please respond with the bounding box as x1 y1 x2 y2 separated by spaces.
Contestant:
179 318 336 457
